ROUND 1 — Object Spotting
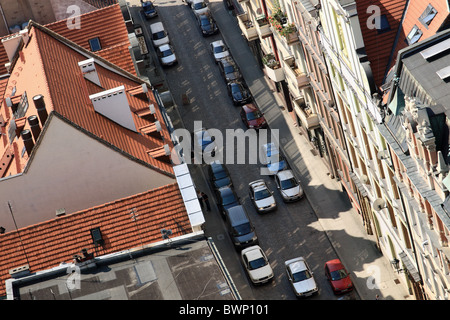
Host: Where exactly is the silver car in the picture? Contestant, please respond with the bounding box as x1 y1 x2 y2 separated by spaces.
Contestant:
248 179 277 213
285 257 319 298
275 170 304 202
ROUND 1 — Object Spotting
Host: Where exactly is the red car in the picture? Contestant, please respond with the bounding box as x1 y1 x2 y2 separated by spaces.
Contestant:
240 103 267 130
324 259 353 294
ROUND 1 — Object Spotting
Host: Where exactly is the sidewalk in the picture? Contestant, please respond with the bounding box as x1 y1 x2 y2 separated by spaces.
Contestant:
211 0 412 300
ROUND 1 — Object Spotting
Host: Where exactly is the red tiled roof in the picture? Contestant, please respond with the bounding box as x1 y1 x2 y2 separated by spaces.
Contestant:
0 23 173 176
0 183 192 298
0 4 135 75
356 0 407 88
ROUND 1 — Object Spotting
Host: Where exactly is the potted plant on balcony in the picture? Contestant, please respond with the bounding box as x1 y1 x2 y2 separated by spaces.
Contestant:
262 53 280 69
280 23 297 37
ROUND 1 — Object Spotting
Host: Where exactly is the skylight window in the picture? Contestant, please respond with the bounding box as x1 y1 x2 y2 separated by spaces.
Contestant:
377 15 391 34
419 4 437 27
88 37 102 52
406 25 423 45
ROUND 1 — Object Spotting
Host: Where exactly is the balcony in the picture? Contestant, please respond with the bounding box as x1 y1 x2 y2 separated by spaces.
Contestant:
283 57 310 91
256 17 272 38
294 99 320 130
237 13 258 41
262 54 285 82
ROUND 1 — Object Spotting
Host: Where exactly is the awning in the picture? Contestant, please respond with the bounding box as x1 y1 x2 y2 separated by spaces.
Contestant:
398 251 421 283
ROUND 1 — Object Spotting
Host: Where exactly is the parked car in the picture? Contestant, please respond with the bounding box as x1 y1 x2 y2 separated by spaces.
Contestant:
210 40 230 63
240 103 267 130
274 169 303 202
150 22 169 47
324 259 354 294
208 161 232 190
248 179 277 213
260 142 287 175
197 13 218 36
227 81 252 106
142 1 157 19
218 56 242 83
225 205 258 248
285 257 319 298
241 245 274 285
191 0 209 16
215 186 240 216
192 128 218 161
157 44 177 67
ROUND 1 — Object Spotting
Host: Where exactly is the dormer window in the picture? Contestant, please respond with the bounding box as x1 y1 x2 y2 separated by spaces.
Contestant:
88 37 101 52
419 4 437 27
406 25 422 45
377 15 391 34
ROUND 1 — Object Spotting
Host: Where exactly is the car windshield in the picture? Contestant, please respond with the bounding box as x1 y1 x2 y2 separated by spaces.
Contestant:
224 65 235 73
214 45 226 53
161 48 173 57
201 18 211 27
246 110 262 121
153 31 166 40
248 257 268 270
330 269 348 281
232 222 252 236
194 2 206 9
292 269 312 282
280 178 298 189
254 189 271 200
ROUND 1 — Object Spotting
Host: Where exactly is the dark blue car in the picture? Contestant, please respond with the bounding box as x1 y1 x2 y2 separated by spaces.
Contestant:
142 1 157 19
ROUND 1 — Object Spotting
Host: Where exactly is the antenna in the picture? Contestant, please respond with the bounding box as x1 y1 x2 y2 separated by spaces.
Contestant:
161 228 172 240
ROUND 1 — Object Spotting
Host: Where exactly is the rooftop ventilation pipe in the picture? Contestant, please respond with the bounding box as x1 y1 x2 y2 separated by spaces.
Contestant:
21 129 34 156
27 115 41 141
33 94 47 126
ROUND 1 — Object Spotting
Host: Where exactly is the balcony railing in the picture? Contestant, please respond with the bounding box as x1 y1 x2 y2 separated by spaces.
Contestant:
264 65 285 82
295 104 320 129
237 13 258 41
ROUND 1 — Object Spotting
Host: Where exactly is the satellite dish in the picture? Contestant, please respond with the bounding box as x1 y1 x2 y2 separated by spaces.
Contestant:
373 198 386 211
361 174 369 184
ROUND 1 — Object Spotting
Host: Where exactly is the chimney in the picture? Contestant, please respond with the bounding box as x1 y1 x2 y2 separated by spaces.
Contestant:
78 58 101 87
33 94 48 126
21 129 34 156
27 115 41 141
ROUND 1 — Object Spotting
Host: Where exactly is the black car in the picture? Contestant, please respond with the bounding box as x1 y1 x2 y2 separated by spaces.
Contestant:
215 186 240 216
197 14 219 36
208 162 232 190
218 57 242 83
227 81 252 106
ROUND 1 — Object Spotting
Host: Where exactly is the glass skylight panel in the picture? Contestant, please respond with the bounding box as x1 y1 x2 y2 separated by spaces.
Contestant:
420 4 437 26
407 25 423 44
89 37 102 52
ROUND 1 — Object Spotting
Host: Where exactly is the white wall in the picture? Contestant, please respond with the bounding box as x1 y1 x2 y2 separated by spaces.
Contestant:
0 115 175 232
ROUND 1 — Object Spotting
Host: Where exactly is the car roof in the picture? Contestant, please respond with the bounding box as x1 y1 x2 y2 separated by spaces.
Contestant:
219 186 234 195
241 103 257 113
210 161 225 171
286 258 307 273
158 44 171 51
276 169 294 180
226 205 249 225
242 246 263 260
325 259 345 272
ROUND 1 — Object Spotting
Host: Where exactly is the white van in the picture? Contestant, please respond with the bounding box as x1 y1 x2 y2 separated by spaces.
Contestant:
149 22 169 47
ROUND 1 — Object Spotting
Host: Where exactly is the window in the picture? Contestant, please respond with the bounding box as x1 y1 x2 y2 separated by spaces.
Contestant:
88 37 102 52
90 227 104 246
419 4 437 27
377 15 391 34
406 25 423 45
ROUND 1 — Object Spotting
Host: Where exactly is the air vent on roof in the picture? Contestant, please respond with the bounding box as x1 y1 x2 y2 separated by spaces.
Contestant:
56 208 66 217
420 38 450 60
149 104 155 114
78 58 101 87
9 264 30 278
436 66 450 81
89 86 137 132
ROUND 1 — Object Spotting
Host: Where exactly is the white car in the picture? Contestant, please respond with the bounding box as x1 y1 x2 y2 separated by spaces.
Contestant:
248 179 277 213
285 257 319 297
241 245 274 285
157 44 177 67
275 170 304 202
191 0 210 16
210 40 230 63
260 142 287 175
